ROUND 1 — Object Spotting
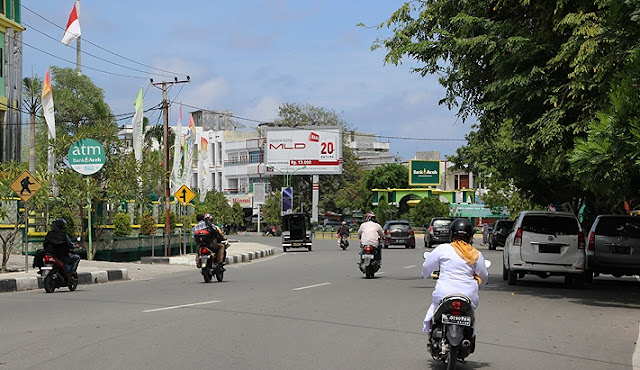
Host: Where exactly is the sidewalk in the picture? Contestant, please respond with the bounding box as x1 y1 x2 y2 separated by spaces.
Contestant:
0 241 274 293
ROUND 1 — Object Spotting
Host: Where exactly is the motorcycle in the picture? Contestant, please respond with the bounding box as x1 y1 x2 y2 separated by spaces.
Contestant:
198 242 227 283
338 234 349 250
423 251 491 369
37 252 78 293
358 243 380 278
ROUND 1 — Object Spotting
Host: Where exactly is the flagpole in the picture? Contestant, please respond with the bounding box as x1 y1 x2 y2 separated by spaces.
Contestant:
76 1 81 74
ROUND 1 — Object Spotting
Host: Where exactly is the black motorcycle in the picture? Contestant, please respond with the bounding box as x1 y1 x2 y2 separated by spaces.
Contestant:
358 243 380 278
36 252 78 293
339 234 349 250
198 243 228 283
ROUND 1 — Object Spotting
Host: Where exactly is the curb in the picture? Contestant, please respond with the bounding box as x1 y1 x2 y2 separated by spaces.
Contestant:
0 269 129 294
0 248 274 294
141 248 275 265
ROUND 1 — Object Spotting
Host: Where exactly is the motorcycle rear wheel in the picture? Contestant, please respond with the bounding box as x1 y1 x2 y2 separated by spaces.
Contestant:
43 273 55 293
447 345 458 370
202 266 212 283
365 265 374 279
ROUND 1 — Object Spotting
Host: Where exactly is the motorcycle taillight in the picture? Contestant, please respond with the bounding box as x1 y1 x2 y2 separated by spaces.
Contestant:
43 255 54 264
200 247 209 254
364 246 372 253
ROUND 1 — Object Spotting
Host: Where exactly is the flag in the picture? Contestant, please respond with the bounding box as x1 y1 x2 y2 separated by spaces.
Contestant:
182 115 196 187
199 135 210 200
42 68 57 193
62 2 81 45
170 102 183 191
131 88 144 161
41 69 55 138
200 137 209 153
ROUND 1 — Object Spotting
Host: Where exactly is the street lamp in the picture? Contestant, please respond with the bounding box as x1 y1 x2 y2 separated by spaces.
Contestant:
267 165 307 187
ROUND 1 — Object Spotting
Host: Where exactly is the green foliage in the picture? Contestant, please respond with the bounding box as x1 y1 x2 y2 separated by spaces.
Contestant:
374 195 395 226
139 213 156 236
195 190 231 225
113 212 132 237
365 163 408 191
413 197 450 228
230 202 244 230
377 0 640 214
263 193 282 227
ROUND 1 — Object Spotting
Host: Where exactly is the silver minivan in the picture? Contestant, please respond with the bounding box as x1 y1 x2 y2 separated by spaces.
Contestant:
586 215 640 281
502 211 586 288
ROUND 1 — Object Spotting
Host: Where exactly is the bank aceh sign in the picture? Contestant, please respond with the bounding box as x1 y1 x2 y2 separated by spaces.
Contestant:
409 160 441 186
68 138 106 175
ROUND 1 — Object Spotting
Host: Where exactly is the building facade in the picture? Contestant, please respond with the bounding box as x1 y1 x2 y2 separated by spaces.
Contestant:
0 0 24 162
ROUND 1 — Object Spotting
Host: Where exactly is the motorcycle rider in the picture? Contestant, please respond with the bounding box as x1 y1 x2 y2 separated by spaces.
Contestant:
42 218 80 279
358 212 384 263
422 218 489 339
193 213 226 271
337 221 350 247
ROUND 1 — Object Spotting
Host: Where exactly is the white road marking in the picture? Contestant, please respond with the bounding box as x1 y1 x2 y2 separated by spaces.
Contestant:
377 271 386 275
143 300 220 313
293 282 331 291
633 323 640 370
403 265 417 269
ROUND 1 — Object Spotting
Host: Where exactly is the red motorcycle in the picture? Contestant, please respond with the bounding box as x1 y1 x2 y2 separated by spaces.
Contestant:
38 253 78 293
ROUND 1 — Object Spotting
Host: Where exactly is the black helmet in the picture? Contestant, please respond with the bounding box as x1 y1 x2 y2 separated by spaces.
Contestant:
449 218 473 243
51 218 67 232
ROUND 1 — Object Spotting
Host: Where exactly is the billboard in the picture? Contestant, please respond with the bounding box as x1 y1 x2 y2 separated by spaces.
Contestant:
409 160 441 186
265 127 343 175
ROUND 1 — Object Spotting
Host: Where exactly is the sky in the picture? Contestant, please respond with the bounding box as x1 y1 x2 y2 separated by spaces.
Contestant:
20 0 474 161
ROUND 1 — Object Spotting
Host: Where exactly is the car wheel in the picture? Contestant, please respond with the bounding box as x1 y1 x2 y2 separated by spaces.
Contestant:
564 275 574 288
502 264 508 281
507 268 517 285
573 274 585 289
585 270 593 283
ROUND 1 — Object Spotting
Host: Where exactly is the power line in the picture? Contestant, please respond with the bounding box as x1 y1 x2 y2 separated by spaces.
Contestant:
21 4 188 78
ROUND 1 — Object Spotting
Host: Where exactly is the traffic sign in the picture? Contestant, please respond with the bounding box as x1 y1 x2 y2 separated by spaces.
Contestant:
10 171 42 202
68 138 106 175
174 184 195 205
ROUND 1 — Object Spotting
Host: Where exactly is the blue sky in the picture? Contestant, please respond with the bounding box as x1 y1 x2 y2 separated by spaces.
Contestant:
21 0 473 160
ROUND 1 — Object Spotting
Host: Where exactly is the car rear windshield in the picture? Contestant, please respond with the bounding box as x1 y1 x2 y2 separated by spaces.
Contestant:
433 220 452 227
595 217 640 237
521 215 579 235
389 223 411 231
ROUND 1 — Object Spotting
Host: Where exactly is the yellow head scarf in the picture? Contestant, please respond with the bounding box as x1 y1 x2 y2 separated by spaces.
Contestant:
450 239 479 265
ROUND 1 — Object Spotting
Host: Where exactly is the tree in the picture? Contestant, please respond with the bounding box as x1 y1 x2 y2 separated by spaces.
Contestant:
229 202 244 232
365 163 408 191
413 197 451 229
263 193 282 228
376 1 640 213
374 195 394 226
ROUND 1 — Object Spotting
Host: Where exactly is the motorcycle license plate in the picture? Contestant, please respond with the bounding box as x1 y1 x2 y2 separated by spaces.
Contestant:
200 256 210 262
362 254 374 260
41 266 52 270
442 314 471 326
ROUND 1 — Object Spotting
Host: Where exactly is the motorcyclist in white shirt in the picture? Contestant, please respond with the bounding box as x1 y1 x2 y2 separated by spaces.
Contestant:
358 212 384 263
422 218 489 338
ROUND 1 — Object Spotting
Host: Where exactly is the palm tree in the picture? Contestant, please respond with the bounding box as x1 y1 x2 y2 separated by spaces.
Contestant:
22 76 43 173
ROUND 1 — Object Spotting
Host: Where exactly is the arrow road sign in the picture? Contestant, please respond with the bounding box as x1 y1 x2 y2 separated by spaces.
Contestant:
174 184 195 205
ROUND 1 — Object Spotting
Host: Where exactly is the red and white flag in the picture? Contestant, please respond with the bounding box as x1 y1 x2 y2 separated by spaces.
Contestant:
61 2 81 45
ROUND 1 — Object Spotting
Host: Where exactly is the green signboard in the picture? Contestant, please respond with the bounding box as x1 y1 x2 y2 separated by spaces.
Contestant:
68 138 106 175
409 160 441 186
449 203 510 218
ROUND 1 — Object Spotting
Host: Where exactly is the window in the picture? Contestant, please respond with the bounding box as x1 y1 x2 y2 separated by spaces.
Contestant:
249 150 261 163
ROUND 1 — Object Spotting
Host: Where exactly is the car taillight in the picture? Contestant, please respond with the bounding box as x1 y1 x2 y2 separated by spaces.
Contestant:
429 226 434 233
364 246 372 253
200 247 209 254
513 228 522 247
385 230 391 236
587 231 595 251
578 231 585 250
409 230 414 236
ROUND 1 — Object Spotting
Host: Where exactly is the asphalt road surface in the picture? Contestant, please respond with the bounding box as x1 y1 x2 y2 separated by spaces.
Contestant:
1 235 638 369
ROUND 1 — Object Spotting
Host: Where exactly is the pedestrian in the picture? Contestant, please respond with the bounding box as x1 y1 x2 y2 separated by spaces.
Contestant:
482 223 489 245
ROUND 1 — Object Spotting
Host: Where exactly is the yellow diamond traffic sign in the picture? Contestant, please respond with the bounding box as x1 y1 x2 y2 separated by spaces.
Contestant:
10 171 42 202
174 184 195 205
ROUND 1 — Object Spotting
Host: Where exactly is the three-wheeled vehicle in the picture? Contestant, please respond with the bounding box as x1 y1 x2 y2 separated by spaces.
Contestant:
281 212 313 252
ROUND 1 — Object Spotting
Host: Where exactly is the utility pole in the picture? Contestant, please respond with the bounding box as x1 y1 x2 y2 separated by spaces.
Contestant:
151 77 190 256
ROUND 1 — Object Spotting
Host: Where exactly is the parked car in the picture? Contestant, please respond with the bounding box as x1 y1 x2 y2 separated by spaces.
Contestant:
424 217 455 248
382 220 415 249
488 219 514 250
502 211 586 288
585 215 640 282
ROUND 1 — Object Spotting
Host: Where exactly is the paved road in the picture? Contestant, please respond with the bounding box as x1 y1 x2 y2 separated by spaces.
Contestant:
0 235 638 369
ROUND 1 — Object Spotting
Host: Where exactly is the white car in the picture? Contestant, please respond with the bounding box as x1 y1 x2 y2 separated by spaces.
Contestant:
502 211 586 288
